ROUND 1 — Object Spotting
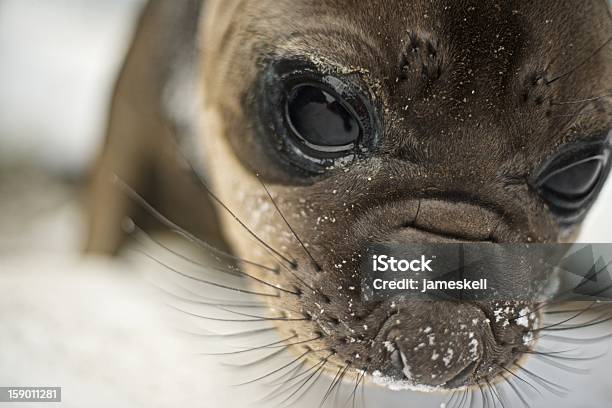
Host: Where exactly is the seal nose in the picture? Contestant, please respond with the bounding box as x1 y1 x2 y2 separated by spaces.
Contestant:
382 302 486 387
387 331 480 387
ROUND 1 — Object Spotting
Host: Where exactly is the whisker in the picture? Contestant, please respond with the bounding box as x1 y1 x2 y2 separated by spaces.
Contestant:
266 349 333 387
132 223 241 277
280 357 330 408
112 176 278 272
514 364 568 397
445 390 459 408
552 93 612 105
277 354 332 407
178 326 276 339
152 280 270 310
497 365 541 397
275 255 319 295
136 249 281 297
528 354 590 375
172 136 322 296
262 335 323 349
157 271 304 317
257 175 322 272
487 379 506 408
544 303 611 315
170 149 298 268
537 331 612 344
221 346 288 368
518 260 612 321
451 389 465 408
460 388 471 408
167 303 304 323
531 301 598 331
546 35 612 84
476 382 488 408
465 390 474 408
210 305 296 320
550 108 604 118
200 334 298 356
538 313 612 332
261 354 327 402
133 225 298 295
333 362 352 406
319 363 347 408
265 359 313 387
484 381 498 408
232 349 312 386
345 367 367 408
524 350 605 362
503 377 531 408
359 367 367 408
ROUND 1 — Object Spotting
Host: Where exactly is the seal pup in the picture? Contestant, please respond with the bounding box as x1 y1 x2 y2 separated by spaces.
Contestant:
87 0 612 396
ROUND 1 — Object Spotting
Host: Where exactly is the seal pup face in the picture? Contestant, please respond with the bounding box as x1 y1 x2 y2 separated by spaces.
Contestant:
197 0 612 391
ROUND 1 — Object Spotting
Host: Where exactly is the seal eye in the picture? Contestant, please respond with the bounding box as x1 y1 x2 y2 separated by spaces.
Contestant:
259 59 377 175
286 84 361 153
540 158 603 199
535 134 611 224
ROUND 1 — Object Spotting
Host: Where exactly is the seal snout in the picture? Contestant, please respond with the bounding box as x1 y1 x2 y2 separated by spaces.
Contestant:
372 299 535 390
377 302 486 389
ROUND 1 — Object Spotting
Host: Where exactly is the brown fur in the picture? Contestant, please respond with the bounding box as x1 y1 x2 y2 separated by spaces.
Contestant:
88 0 612 390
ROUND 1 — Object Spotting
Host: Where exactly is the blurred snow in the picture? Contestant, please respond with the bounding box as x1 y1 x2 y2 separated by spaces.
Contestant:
579 176 612 243
0 0 144 175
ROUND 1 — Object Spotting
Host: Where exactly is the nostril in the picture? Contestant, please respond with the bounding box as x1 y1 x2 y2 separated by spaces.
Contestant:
390 349 403 370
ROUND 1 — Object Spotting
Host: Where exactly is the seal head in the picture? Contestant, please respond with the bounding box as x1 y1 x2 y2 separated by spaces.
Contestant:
197 0 612 389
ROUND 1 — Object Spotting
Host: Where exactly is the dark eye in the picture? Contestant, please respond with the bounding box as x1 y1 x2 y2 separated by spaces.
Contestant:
259 59 377 175
540 157 604 199
286 84 361 152
536 135 610 224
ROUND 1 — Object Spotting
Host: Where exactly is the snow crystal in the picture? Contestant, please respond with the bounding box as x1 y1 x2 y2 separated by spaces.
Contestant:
442 348 454 366
516 307 531 328
371 371 443 392
400 352 412 379
468 338 479 359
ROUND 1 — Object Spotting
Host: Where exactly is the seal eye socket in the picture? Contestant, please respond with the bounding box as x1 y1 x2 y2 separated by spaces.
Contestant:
286 84 361 153
535 134 611 224
259 59 378 175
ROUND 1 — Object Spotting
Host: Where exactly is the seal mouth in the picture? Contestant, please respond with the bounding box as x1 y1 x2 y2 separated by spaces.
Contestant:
278 197 542 392
344 197 544 389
